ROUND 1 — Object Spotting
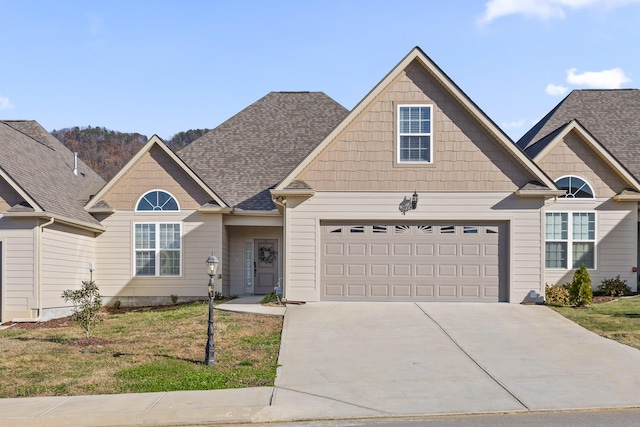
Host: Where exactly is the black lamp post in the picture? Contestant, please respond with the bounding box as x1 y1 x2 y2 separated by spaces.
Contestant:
205 253 219 366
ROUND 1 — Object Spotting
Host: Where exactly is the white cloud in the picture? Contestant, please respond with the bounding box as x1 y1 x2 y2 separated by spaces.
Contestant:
478 0 639 25
566 67 631 88
0 96 14 110
545 83 569 96
501 119 526 129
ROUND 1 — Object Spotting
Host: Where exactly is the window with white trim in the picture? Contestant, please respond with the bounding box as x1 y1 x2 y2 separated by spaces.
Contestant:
136 190 179 211
545 212 595 269
398 105 432 163
134 223 181 276
555 176 594 198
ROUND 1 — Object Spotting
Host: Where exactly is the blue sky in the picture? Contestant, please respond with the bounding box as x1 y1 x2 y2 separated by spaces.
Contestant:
1 0 639 140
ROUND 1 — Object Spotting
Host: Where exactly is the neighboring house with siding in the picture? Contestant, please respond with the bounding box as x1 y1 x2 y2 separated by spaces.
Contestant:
0 120 105 321
2 47 640 322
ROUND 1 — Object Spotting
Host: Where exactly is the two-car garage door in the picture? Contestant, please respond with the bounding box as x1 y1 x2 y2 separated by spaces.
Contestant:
321 222 507 302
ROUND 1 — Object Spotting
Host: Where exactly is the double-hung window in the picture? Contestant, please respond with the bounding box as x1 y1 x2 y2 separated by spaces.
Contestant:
134 190 181 276
135 223 181 276
545 212 595 269
398 105 432 163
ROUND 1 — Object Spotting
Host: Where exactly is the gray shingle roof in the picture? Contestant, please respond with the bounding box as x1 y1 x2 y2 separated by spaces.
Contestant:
0 120 105 226
517 89 640 179
177 92 348 210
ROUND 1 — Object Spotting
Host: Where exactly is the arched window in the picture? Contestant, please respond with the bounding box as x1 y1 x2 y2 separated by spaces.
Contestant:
555 176 594 199
136 190 179 211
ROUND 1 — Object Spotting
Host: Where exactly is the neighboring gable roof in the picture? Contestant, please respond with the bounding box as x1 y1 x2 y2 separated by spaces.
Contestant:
177 92 349 210
528 120 640 192
0 120 106 229
86 135 226 210
518 89 640 180
276 47 557 191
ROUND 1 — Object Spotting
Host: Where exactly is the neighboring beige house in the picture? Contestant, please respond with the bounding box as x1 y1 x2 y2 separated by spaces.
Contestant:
2 47 640 322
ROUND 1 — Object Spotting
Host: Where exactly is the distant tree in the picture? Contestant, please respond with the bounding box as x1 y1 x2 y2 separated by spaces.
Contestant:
165 128 210 151
51 126 210 180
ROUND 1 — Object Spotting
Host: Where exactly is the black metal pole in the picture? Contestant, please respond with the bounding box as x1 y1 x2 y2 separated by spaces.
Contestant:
204 277 215 365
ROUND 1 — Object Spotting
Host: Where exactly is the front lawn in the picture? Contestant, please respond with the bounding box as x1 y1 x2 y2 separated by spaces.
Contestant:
550 295 640 350
0 302 282 398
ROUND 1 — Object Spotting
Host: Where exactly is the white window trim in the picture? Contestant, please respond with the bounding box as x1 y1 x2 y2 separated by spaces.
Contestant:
554 175 595 199
397 104 433 164
135 189 181 212
133 222 182 277
545 211 597 270
245 239 254 291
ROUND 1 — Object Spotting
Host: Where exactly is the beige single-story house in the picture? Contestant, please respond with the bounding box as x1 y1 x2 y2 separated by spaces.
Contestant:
2 46 639 322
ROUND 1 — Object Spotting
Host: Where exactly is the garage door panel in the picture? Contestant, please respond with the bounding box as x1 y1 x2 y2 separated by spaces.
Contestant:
461 285 480 297
321 223 506 302
416 244 434 255
325 243 344 255
438 265 457 276
438 244 457 256
370 244 389 255
348 244 366 255
347 284 366 297
415 265 434 276
371 285 390 297
370 264 389 276
348 264 366 276
461 265 480 277
461 244 480 256
325 264 344 276
393 264 412 276
393 244 412 255
393 285 412 297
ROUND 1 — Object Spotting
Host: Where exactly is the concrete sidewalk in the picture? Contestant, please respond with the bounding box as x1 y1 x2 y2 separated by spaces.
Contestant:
3 300 640 426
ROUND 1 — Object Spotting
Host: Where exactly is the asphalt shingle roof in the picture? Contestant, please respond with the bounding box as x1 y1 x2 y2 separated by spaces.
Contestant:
0 120 105 226
177 92 349 210
517 89 640 179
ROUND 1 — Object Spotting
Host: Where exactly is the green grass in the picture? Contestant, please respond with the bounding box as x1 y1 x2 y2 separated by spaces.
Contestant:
551 295 640 349
0 302 283 397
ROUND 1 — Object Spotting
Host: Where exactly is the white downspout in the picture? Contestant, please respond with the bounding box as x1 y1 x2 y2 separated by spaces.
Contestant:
11 217 54 322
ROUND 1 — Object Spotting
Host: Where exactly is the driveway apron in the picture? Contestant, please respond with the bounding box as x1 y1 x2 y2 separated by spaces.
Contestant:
262 302 640 421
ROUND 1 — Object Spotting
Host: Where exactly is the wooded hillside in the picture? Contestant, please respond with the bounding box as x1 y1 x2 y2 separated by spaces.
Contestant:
51 127 210 180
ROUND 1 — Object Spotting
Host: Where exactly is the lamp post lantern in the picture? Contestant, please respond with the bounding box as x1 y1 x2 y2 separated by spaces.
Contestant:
205 253 219 366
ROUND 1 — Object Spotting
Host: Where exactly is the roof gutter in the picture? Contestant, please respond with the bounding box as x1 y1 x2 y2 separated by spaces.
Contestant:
2 212 106 233
270 189 315 199
515 189 565 198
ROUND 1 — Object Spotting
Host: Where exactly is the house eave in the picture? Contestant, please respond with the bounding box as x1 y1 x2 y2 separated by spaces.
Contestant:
2 212 106 233
515 189 566 198
270 189 315 199
614 194 640 202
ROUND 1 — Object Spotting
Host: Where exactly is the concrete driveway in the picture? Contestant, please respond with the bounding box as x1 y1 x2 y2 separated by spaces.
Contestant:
256 302 640 421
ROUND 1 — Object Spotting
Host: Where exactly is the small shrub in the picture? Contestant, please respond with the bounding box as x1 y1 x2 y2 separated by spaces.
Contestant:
214 291 223 301
170 294 179 304
569 263 593 306
597 276 632 297
260 291 281 305
545 283 571 306
112 300 122 310
61 280 103 338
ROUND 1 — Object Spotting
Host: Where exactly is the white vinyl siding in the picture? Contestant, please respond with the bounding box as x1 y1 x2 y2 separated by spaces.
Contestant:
284 191 544 303
545 212 595 269
95 210 222 300
40 223 96 308
397 105 432 163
